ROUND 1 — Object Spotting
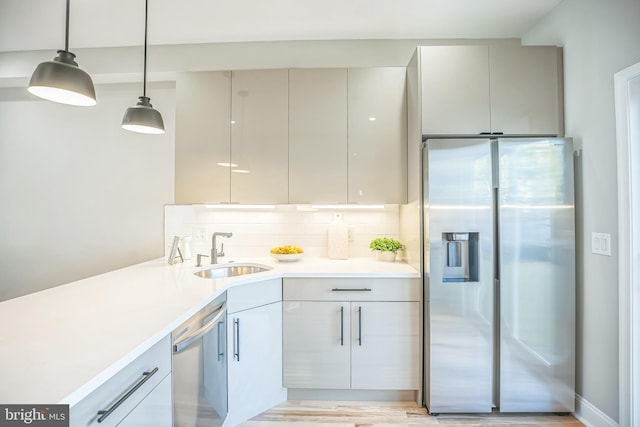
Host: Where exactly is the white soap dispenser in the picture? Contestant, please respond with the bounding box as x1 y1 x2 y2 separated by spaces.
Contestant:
328 212 349 259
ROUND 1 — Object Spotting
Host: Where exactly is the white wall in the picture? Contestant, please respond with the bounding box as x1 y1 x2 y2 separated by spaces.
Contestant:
0 82 175 302
523 0 640 423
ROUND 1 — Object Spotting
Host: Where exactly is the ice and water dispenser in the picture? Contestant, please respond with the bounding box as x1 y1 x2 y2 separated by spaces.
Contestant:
442 232 479 282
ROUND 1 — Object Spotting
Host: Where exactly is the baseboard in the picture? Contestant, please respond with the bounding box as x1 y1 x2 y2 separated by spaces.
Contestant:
287 388 418 402
574 394 619 427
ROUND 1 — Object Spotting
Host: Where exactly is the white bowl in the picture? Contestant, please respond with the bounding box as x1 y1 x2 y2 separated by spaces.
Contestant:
271 253 303 262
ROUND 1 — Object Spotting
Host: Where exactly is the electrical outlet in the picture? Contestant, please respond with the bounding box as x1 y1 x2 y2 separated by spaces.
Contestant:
193 226 207 241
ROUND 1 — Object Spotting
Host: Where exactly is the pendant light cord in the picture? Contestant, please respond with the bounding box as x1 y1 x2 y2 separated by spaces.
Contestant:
143 0 148 98
64 0 70 52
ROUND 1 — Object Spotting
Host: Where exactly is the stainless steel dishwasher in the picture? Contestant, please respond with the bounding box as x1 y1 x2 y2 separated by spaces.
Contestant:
172 293 227 427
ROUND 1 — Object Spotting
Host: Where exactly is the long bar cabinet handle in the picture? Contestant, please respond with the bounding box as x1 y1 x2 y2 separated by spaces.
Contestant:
358 306 362 346
331 288 372 292
97 367 159 423
233 318 240 361
217 320 224 361
340 306 344 346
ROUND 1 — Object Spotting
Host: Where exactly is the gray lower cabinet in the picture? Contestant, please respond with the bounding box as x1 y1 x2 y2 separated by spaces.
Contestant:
116 375 172 427
282 278 420 391
70 335 172 427
224 278 287 427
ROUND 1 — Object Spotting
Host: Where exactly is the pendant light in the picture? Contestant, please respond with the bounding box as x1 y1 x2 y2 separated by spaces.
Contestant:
121 0 165 134
28 0 96 106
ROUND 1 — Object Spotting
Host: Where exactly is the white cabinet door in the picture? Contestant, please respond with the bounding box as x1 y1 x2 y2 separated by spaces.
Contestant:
351 302 420 390
489 45 563 136
175 71 231 204
348 67 408 204
230 69 289 204
225 302 286 427
420 46 491 135
283 301 351 389
289 68 348 204
116 374 172 427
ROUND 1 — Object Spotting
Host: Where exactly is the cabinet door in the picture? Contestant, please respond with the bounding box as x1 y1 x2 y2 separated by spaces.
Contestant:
489 46 563 136
175 71 231 204
289 68 348 203
348 67 407 204
420 46 491 135
116 374 172 427
351 302 420 390
230 70 289 203
283 301 351 389
226 302 286 426
203 318 227 421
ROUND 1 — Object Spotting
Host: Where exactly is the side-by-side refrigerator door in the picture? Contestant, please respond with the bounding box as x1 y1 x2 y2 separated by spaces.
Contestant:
498 137 575 412
424 138 494 413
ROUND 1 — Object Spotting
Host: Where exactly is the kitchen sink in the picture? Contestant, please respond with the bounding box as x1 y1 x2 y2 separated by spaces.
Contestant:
193 263 272 279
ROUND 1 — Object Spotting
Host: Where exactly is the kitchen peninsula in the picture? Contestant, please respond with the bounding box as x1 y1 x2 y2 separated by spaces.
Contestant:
0 256 419 425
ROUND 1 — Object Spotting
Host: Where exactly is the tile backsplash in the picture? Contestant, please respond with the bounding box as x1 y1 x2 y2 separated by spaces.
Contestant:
164 205 401 260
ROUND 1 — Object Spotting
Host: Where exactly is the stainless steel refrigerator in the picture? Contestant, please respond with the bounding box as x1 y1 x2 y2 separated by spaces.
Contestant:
422 137 575 413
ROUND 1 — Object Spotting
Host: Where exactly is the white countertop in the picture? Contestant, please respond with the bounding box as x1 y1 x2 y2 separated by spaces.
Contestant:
0 256 418 406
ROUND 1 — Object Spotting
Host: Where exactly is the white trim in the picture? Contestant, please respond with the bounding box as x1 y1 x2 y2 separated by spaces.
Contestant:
615 61 640 427
575 394 620 427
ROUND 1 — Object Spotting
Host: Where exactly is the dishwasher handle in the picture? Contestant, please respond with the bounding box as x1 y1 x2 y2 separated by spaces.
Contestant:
173 303 226 354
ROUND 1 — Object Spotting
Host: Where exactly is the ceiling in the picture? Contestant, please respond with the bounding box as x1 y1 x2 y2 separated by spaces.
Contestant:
1 0 563 53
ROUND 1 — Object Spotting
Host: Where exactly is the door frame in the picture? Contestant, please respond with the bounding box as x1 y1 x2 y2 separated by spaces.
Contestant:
615 60 640 427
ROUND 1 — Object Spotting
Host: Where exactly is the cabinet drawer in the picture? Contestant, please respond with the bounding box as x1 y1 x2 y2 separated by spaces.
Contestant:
283 278 420 302
227 278 282 313
70 335 171 427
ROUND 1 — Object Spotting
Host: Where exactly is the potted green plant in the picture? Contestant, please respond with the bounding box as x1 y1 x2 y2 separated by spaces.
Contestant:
369 237 403 262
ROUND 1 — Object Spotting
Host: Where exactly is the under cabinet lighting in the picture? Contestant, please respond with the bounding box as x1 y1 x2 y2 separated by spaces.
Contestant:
203 204 275 209
309 204 385 210
217 162 239 167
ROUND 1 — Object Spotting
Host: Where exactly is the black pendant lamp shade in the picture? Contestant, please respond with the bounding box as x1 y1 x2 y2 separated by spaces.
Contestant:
28 0 96 106
122 0 165 134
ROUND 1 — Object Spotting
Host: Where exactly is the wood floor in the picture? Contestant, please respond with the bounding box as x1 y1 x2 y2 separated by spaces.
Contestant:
238 401 585 426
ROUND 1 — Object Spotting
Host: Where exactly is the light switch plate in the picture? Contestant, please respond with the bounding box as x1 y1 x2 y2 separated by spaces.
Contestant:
591 232 611 256
193 225 207 241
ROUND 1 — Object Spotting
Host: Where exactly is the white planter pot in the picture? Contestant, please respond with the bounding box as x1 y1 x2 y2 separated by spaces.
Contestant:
376 251 397 262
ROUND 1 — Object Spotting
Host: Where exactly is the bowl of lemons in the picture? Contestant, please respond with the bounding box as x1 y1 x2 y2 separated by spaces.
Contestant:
270 245 304 262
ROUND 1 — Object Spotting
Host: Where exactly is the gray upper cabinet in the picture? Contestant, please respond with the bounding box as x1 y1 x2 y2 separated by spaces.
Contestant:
289 68 348 204
420 45 563 136
489 46 563 136
175 71 231 204
420 45 491 135
348 68 408 204
230 70 289 204
176 67 408 205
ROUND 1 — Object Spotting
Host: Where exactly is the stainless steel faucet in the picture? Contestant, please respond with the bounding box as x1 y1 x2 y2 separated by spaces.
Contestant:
211 232 232 264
